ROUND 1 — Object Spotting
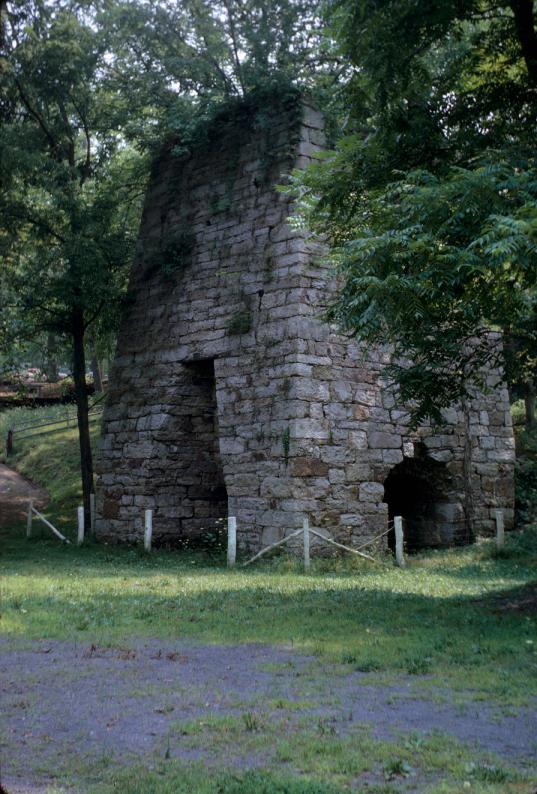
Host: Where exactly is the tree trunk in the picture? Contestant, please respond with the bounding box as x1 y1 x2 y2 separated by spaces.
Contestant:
525 381 536 430
509 0 537 85
72 310 94 530
45 333 59 382
90 343 103 393
0 1 7 51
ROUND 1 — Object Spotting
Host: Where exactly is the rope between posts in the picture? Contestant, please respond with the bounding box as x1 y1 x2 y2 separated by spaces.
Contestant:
307 528 378 563
28 505 70 544
242 528 304 567
241 521 393 568
353 524 393 552
304 522 393 553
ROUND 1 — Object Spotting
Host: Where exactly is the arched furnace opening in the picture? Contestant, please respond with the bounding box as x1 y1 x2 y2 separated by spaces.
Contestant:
384 449 469 551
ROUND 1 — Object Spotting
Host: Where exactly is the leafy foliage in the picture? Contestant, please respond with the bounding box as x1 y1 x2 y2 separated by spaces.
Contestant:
515 426 537 526
294 0 537 424
97 0 335 150
324 0 537 186
0 1 148 519
228 310 253 335
322 158 537 424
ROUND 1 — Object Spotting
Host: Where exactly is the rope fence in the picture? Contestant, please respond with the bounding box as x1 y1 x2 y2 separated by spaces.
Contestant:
24 503 507 565
240 516 398 570
228 511 506 571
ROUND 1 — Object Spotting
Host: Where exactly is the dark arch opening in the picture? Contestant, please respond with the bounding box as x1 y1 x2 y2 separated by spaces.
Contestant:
158 357 228 550
384 450 470 551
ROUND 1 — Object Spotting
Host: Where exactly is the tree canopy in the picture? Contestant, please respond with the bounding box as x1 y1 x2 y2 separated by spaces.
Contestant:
0 0 338 516
0 2 147 519
293 0 537 425
1 0 536 519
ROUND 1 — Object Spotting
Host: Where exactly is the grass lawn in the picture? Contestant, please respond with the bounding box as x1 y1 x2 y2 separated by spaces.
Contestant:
1 404 536 793
3 525 537 698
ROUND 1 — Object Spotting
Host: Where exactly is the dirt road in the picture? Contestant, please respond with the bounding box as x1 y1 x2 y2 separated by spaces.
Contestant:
0 463 48 527
1 637 536 792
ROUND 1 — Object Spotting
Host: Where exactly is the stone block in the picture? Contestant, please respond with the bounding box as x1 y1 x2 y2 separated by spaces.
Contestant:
349 431 368 449
103 499 119 519
219 437 246 455
291 457 329 477
289 379 329 401
428 449 453 463
359 482 385 502
402 441 415 458
291 419 329 440
328 468 345 484
368 432 401 449
340 514 363 527
486 449 516 463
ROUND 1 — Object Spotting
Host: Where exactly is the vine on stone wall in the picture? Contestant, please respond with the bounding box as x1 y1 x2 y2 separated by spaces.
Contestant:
228 309 253 335
166 81 304 207
144 228 195 281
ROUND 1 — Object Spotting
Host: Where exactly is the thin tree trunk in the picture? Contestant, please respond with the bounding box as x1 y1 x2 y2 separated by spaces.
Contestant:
45 333 59 382
72 310 93 529
90 341 103 393
0 0 7 51
525 381 536 430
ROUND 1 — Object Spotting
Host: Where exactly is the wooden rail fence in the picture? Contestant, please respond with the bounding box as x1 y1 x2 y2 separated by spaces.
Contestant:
6 397 105 455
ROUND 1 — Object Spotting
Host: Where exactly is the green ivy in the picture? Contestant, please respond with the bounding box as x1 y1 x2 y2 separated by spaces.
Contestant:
171 80 302 156
165 80 304 202
228 310 252 335
144 228 195 281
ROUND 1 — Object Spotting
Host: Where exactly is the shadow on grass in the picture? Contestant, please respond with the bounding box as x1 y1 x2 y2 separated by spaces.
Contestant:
2 521 536 696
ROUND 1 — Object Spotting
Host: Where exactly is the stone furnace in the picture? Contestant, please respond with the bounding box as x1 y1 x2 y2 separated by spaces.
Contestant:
95 93 515 552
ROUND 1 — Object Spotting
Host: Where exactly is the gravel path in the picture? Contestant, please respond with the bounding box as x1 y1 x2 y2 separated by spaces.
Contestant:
1 637 536 792
0 464 48 527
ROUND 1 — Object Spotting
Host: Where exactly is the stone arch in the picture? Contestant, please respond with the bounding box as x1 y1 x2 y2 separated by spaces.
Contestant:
383 448 469 551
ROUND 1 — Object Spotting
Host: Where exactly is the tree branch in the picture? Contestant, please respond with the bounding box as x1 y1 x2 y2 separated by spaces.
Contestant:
6 205 66 244
221 0 245 94
83 298 105 331
68 93 92 184
58 97 76 168
14 77 58 152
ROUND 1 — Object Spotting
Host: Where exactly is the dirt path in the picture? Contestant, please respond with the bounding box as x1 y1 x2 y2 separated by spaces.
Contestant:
1 637 536 792
0 464 48 527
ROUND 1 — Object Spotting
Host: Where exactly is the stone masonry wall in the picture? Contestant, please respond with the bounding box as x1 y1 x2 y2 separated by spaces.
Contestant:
95 97 515 552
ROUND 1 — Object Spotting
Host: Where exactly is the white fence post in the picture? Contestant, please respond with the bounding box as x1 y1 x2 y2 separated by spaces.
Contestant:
26 500 33 539
303 516 310 572
77 506 85 546
394 516 405 567
227 516 237 567
495 509 505 550
90 493 96 536
144 509 153 552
